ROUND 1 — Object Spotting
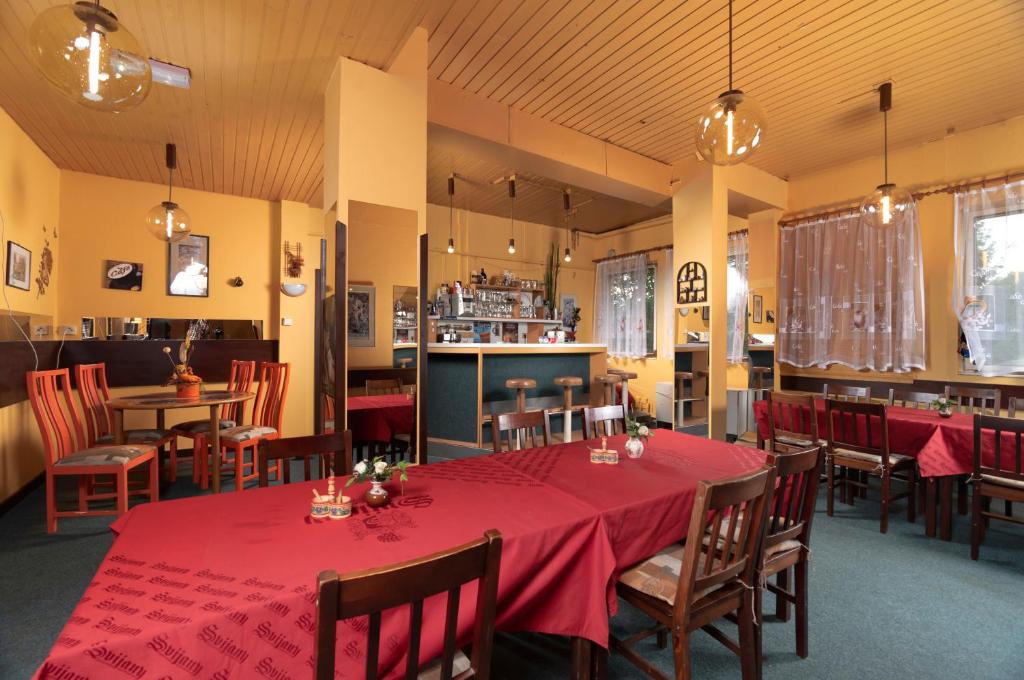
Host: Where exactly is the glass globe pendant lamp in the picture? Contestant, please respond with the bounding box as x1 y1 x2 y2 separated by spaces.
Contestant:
563 190 573 263
694 0 766 165
146 144 191 243
860 83 914 228
29 1 151 112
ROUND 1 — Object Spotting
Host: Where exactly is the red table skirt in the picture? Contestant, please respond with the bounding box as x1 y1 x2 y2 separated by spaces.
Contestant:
348 394 414 443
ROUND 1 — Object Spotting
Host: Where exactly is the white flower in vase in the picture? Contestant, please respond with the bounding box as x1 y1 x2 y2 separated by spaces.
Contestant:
638 425 650 437
373 461 388 474
354 461 368 475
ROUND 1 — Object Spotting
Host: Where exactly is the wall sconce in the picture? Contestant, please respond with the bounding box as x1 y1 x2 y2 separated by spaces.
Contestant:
281 283 307 297
231 276 244 287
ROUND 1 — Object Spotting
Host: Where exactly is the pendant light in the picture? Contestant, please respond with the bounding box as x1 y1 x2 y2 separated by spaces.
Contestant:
860 82 914 228
29 1 151 112
694 0 766 165
146 144 191 243
562 189 573 263
507 175 517 255
446 174 456 254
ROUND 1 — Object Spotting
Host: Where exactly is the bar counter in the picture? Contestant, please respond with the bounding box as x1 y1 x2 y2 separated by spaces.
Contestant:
427 343 608 447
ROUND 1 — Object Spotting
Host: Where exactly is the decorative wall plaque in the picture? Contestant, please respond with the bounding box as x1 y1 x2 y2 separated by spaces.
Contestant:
676 261 707 305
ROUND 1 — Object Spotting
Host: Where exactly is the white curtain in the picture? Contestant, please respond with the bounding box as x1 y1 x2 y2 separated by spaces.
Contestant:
727 232 749 362
954 178 1024 375
777 209 926 372
596 253 648 358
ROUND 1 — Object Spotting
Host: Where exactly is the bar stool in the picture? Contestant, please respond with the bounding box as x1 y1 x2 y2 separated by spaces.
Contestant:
750 366 771 390
594 374 622 406
505 378 536 413
608 368 638 412
554 376 583 443
398 357 413 369
674 371 708 427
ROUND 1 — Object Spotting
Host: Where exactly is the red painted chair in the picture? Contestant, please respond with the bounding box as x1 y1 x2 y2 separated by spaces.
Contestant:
28 369 159 533
196 362 290 491
172 359 256 488
75 363 180 480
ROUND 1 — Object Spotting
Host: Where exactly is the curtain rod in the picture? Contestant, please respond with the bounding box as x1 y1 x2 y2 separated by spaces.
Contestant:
592 244 671 264
778 168 1024 227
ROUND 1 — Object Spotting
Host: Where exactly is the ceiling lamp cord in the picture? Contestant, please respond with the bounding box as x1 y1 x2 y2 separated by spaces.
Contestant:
508 175 517 255
859 81 913 227
447 174 456 254
563 189 573 263
166 143 177 204
727 0 733 91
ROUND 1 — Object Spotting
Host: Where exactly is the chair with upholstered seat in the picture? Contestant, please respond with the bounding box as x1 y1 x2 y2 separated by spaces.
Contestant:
825 399 917 533
764 392 819 452
258 431 351 486
946 386 1000 415
888 389 942 409
28 369 159 533
970 414 1024 560
613 466 774 680
314 529 503 680
582 404 626 439
366 378 402 396
492 410 551 453
823 383 871 403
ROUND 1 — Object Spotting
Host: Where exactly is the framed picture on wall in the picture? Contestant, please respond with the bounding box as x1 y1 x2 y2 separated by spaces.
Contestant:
701 305 710 321
753 294 763 323
104 261 144 291
348 284 375 347
167 235 209 297
5 241 31 291
560 293 578 327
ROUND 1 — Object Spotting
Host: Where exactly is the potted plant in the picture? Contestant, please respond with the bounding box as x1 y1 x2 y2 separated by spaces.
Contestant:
346 455 410 507
544 242 561 319
931 396 954 418
162 320 207 398
625 414 653 458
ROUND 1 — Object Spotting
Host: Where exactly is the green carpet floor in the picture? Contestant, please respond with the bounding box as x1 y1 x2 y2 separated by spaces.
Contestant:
2 453 1022 679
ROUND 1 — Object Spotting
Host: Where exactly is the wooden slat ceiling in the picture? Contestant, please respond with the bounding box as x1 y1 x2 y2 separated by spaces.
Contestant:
425 0 1024 180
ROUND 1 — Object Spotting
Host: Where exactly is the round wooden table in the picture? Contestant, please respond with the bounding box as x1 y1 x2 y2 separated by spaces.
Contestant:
107 390 255 494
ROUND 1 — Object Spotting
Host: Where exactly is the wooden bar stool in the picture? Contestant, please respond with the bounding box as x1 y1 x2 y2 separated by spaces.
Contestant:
398 357 413 369
554 376 583 443
608 368 637 412
750 366 771 390
594 374 621 407
505 378 536 413
674 371 708 427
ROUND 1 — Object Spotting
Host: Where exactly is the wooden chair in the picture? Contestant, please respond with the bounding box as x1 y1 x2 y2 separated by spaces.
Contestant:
27 369 159 533
734 385 770 448
825 399 917 533
1008 397 1023 418
822 384 871 403
74 362 179 479
582 404 626 439
945 386 1000 415
366 378 402 395
613 466 775 680
970 414 1024 560
314 529 503 680
258 431 351 487
758 446 824 664
888 389 942 409
492 410 551 453
197 361 290 491
172 359 256 486
764 392 819 452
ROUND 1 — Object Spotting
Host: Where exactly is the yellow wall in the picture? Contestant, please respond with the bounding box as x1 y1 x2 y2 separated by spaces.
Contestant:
784 115 1024 387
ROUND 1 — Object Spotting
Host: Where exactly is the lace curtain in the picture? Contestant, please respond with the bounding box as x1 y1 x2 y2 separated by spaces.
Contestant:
953 178 1024 375
595 253 648 358
727 232 749 362
777 209 926 372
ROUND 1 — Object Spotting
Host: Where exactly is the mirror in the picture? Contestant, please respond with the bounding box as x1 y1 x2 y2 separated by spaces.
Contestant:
672 308 709 432
76 317 263 340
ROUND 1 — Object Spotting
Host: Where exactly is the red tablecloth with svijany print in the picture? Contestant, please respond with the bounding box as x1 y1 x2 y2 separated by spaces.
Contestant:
32 457 616 680
348 394 414 443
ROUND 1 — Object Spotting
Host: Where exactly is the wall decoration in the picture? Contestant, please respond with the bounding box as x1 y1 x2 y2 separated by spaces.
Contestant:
35 224 54 297
5 241 31 291
676 261 707 304
560 293 578 327
284 240 304 277
168 234 209 297
766 310 775 324
701 305 710 321
752 294 763 323
347 284 375 347
104 261 144 291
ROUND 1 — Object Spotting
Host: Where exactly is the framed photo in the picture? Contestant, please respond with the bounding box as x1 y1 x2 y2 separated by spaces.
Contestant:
752 294 763 323
5 241 31 291
168 235 209 297
104 260 144 291
348 284 375 347
766 310 776 324
560 293 578 327
701 305 710 321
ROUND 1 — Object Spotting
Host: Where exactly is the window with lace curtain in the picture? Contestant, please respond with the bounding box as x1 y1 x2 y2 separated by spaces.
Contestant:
595 253 655 358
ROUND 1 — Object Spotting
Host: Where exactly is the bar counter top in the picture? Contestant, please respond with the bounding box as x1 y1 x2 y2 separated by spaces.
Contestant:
428 343 607 354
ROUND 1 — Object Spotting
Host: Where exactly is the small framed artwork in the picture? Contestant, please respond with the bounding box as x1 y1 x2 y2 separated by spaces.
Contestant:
348 284 375 347
560 293 578 327
701 305 710 322
5 241 31 291
766 310 776 324
168 235 209 297
104 260 144 291
753 294 763 323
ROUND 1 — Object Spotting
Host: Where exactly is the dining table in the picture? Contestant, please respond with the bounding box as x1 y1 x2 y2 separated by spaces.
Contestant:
32 430 766 680
348 393 415 444
106 390 255 494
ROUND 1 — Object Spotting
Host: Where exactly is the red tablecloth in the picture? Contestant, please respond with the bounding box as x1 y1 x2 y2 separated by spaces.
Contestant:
348 394 414 443
33 457 616 680
753 398 983 478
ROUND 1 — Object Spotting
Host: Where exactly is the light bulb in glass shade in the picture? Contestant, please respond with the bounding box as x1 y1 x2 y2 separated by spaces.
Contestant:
860 183 914 228
507 238 516 255
146 201 191 242
447 238 455 254
29 2 151 112
564 247 572 263
695 90 766 166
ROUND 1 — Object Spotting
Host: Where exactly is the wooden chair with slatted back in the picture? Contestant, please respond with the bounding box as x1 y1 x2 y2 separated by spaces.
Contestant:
888 389 942 410
258 431 351 487
822 384 871 403
946 386 1000 415
764 392 819 452
366 378 403 395
492 410 551 453
825 399 917 533
1009 397 1023 418
582 404 626 439
759 446 824 662
970 414 1024 560
314 529 503 680
613 466 775 680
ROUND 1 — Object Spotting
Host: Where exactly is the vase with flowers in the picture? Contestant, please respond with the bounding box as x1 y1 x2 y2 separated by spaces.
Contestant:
625 414 653 458
931 396 954 418
346 456 410 507
162 319 208 398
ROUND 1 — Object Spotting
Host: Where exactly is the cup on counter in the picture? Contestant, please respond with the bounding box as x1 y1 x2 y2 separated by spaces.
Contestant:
329 496 352 519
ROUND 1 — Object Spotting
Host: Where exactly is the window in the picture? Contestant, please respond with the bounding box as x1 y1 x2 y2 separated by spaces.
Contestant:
595 254 653 358
644 263 656 356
